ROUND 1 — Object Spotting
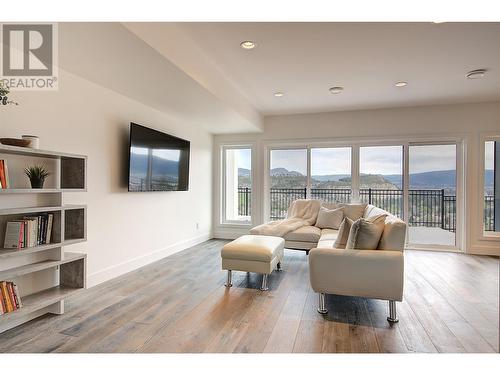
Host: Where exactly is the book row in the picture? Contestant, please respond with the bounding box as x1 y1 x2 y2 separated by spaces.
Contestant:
3 213 54 249
0 281 22 315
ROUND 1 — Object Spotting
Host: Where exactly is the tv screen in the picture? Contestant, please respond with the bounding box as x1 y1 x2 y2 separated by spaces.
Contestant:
128 123 190 192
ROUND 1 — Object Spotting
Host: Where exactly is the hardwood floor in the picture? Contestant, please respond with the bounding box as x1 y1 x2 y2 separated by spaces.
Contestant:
0 239 498 353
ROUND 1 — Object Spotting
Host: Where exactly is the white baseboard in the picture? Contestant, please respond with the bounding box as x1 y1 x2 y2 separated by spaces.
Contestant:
87 232 212 287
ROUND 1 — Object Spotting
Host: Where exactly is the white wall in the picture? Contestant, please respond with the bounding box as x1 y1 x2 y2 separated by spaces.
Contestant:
1 68 213 287
213 101 500 256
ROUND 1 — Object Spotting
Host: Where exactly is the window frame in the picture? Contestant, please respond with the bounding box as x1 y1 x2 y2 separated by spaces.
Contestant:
220 144 254 226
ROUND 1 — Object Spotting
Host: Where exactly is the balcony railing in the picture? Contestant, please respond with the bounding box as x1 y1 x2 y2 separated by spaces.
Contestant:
238 187 495 232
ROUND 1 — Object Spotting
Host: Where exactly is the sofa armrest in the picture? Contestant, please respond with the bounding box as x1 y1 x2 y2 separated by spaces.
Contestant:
308 247 404 301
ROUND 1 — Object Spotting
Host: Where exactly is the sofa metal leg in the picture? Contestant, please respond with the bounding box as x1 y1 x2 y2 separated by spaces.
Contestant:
277 262 282 271
317 293 328 314
387 300 399 323
224 270 232 287
260 274 269 291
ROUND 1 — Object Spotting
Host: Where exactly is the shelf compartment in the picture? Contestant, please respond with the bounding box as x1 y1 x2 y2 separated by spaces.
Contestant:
64 207 86 242
0 285 82 324
0 252 86 280
0 242 62 259
61 157 86 189
0 209 62 248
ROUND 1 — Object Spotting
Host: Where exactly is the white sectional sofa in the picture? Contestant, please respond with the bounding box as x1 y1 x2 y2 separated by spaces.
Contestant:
253 202 407 322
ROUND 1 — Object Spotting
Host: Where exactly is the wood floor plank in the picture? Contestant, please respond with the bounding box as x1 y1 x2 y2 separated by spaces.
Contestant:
0 240 497 353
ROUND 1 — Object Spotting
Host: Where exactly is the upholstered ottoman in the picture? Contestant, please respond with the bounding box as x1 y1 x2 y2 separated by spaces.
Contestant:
221 235 285 291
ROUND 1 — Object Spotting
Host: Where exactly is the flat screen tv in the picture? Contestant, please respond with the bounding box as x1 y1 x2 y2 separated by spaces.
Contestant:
128 123 190 192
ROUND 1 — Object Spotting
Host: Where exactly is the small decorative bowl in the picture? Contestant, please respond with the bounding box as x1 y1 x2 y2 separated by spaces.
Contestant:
0 138 32 147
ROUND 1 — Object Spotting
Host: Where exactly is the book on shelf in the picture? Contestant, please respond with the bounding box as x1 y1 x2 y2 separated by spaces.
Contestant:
0 159 9 189
3 213 54 249
0 281 23 315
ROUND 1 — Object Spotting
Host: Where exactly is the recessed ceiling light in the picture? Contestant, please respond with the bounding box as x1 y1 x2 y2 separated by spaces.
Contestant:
240 41 256 50
395 81 408 87
466 69 487 79
273 92 284 97
329 86 344 94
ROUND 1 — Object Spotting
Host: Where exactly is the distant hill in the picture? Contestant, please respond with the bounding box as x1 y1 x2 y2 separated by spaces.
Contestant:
271 167 303 177
238 168 251 177
312 174 351 182
238 168 495 189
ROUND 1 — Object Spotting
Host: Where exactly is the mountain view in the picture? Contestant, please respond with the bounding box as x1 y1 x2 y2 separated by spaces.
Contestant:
238 167 495 193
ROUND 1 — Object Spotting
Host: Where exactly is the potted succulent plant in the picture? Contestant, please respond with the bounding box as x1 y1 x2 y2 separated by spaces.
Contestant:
24 165 50 189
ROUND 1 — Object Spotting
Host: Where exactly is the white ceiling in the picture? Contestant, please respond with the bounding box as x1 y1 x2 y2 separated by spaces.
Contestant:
58 23 263 134
171 22 500 115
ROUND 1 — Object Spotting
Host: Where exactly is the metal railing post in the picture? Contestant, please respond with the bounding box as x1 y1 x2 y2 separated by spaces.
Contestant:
245 187 249 216
441 189 445 229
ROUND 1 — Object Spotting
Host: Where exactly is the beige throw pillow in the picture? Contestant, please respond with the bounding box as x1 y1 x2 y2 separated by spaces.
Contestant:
337 203 368 221
333 217 353 249
315 207 344 229
345 214 387 250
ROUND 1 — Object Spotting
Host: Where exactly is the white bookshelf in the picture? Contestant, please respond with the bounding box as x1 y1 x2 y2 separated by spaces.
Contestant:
0 145 87 333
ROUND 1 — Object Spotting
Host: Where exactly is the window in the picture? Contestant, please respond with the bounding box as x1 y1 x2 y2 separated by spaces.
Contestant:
484 141 497 232
223 147 252 223
269 149 307 220
359 146 403 217
407 144 457 247
310 147 352 203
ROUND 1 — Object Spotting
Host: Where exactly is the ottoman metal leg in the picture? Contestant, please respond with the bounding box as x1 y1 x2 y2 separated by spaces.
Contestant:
317 293 328 314
260 274 269 291
225 270 233 287
387 300 399 323
277 261 282 271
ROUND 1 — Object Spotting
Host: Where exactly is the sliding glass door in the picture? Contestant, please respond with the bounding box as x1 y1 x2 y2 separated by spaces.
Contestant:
407 144 457 247
265 141 462 250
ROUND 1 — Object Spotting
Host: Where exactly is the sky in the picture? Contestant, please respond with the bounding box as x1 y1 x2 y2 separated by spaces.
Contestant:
236 143 494 175
485 141 494 170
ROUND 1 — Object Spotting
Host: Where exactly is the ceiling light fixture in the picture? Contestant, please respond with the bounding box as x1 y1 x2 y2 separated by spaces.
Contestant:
273 92 284 97
240 41 256 50
329 86 344 94
395 81 408 87
466 69 487 79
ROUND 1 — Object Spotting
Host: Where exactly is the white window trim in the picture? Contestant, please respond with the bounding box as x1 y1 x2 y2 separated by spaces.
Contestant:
220 144 255 227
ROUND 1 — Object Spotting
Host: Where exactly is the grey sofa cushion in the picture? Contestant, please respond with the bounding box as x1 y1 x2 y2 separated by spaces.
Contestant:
345 214 387 250
315 207 344 229
284 225 321 243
